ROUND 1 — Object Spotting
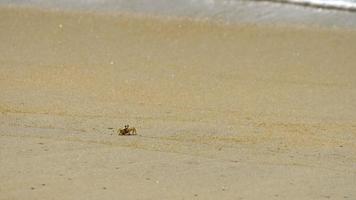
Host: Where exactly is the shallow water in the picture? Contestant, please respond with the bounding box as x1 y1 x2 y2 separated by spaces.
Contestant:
1 0 356 28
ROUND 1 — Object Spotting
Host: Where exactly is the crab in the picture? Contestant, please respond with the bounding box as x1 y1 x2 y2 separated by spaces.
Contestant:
118 124 137 136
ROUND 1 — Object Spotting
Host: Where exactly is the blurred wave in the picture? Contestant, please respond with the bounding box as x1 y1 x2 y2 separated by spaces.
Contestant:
1 0 356 28
267 0 356 11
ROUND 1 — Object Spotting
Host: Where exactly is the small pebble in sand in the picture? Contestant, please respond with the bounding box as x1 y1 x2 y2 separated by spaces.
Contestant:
58 24 63 28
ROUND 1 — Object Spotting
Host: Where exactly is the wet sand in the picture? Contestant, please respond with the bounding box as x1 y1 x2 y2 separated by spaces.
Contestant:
0 7 356 200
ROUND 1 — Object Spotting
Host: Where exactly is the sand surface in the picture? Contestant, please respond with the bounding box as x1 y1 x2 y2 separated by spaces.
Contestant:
1 7 356 200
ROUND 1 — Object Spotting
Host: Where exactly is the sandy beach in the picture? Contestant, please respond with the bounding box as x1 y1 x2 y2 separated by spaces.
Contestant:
1 6 356 200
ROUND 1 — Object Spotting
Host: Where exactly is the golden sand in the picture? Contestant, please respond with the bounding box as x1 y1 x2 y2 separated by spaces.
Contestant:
1 7 356 200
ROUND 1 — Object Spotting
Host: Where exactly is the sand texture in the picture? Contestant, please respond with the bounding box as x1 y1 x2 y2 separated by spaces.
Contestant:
1 7 356 200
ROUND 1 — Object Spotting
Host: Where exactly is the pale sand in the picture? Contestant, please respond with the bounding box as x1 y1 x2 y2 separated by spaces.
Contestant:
1 7 356 200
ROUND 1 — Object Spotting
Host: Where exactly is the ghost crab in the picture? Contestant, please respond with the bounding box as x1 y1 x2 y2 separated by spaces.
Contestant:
118 125 137 136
